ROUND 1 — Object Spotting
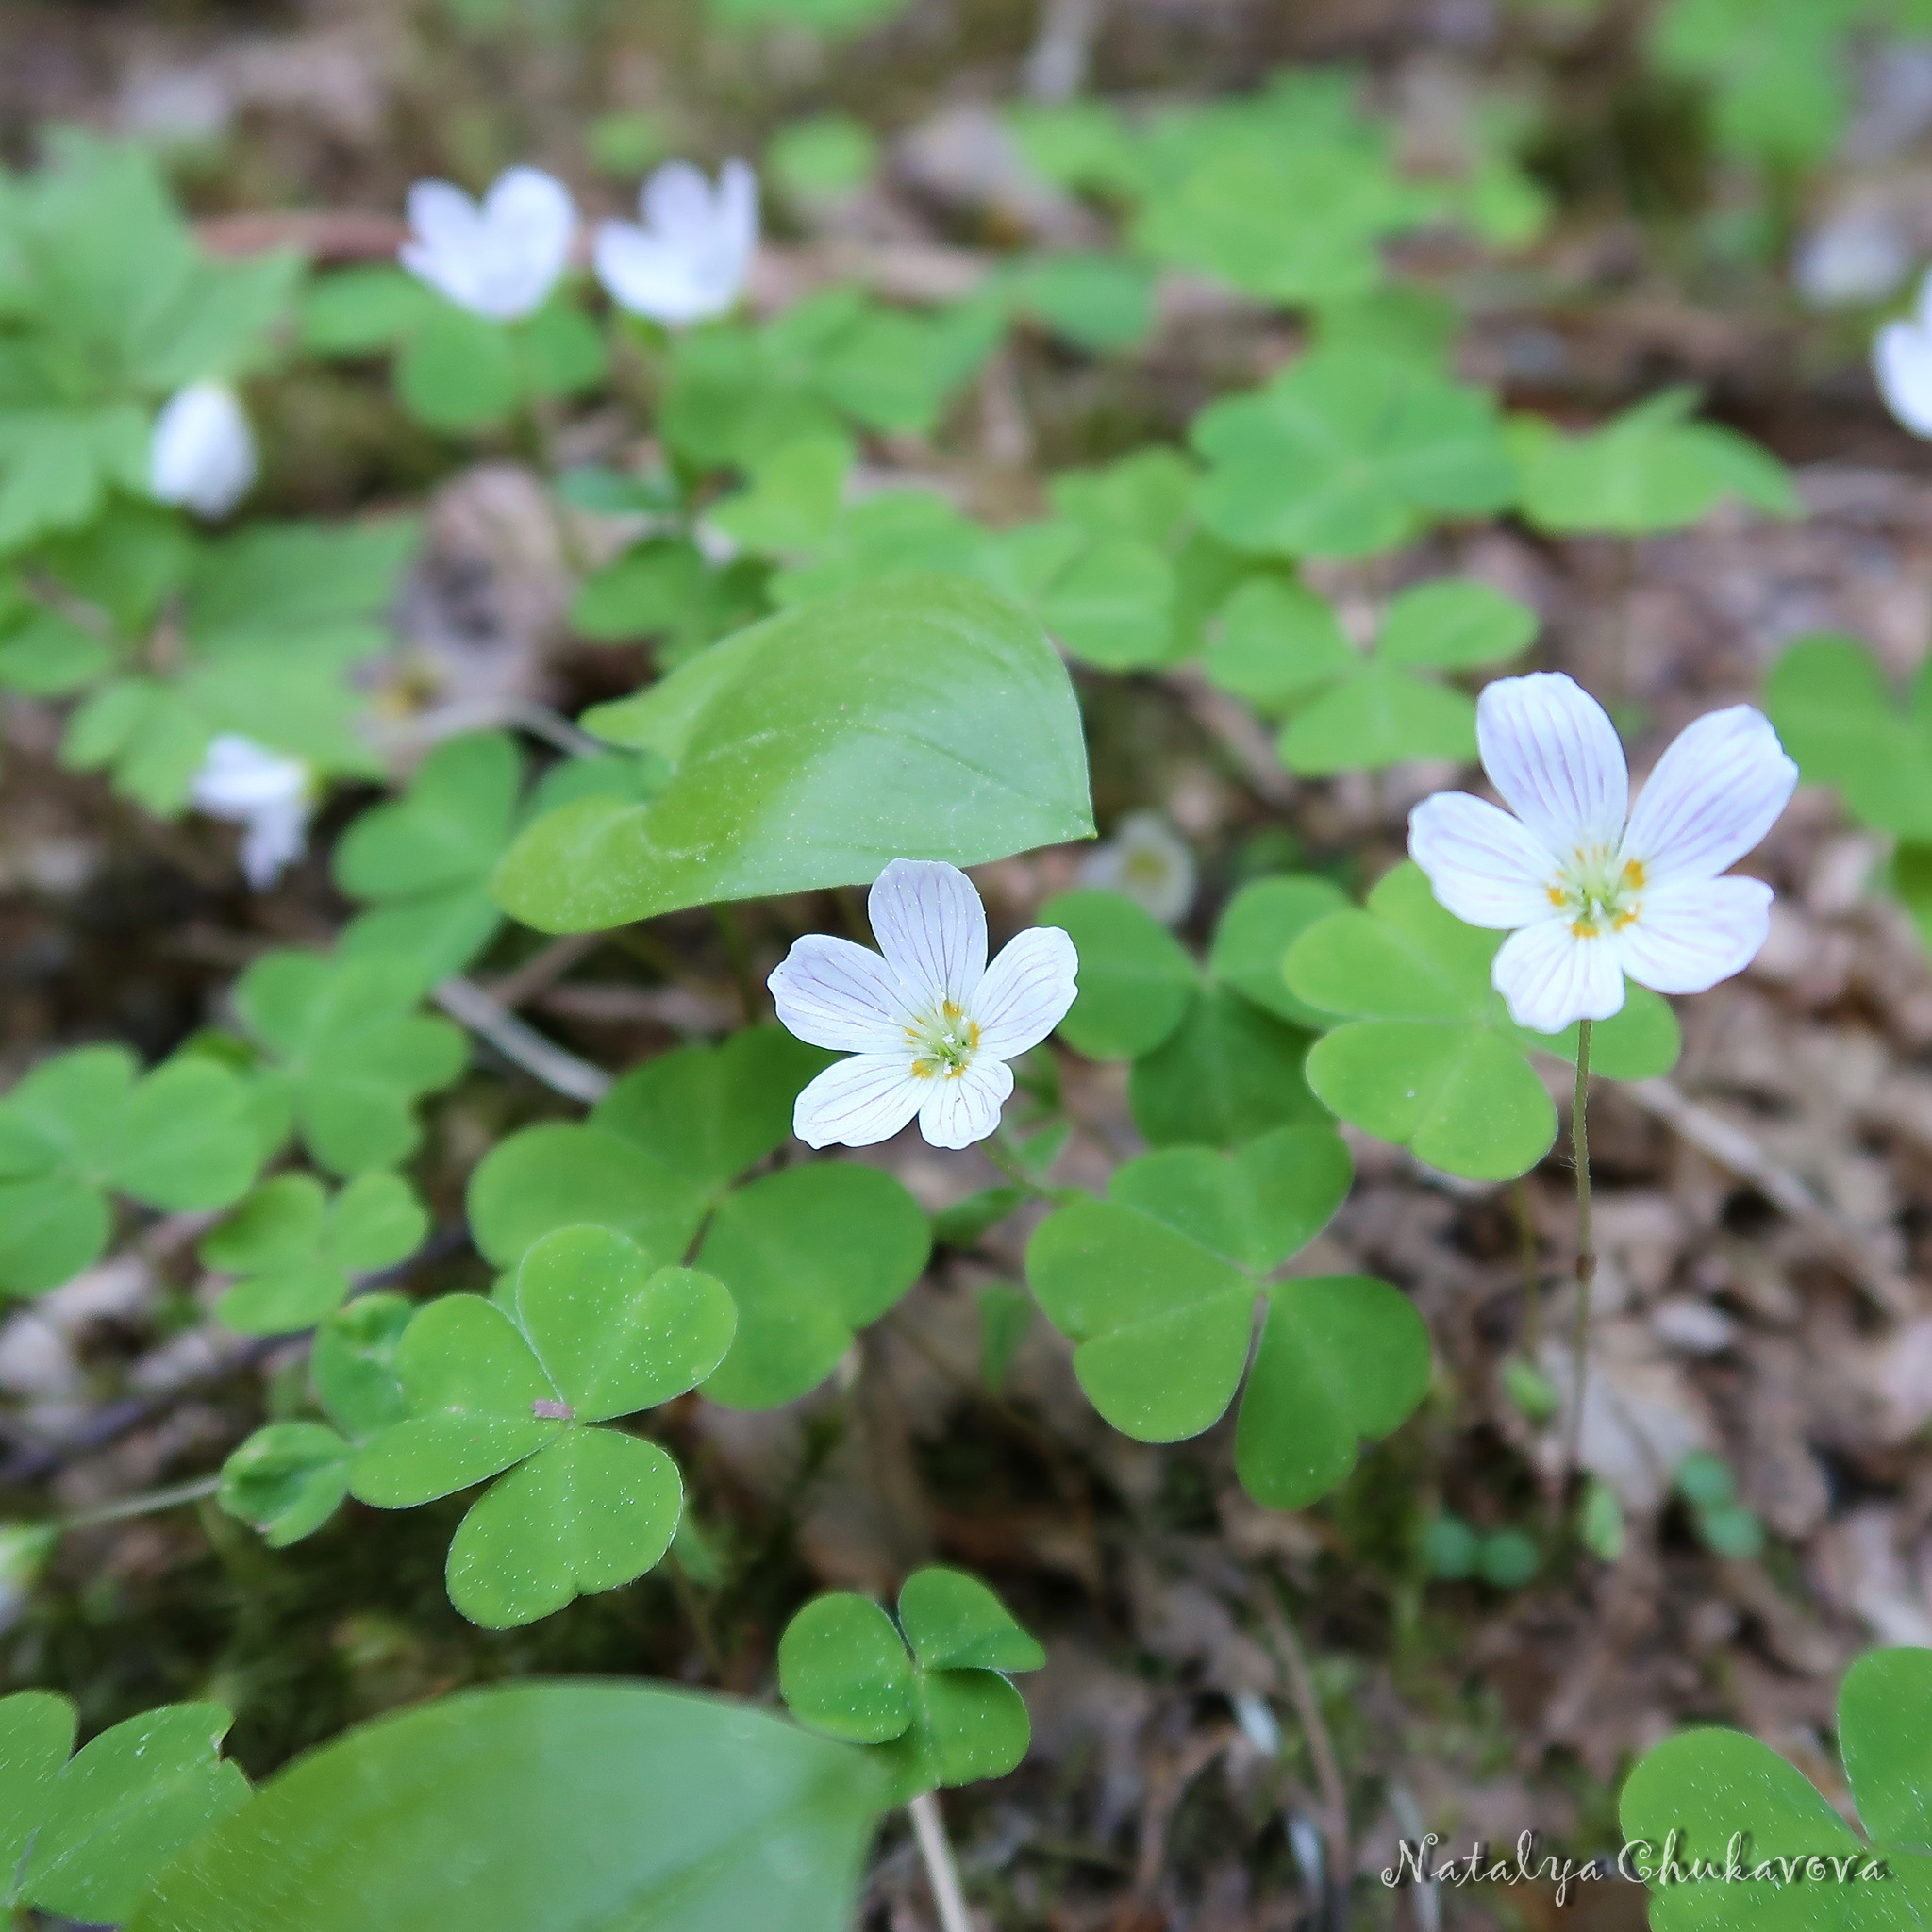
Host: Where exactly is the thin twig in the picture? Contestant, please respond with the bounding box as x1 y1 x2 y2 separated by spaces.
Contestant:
1624 1076 1917 1318
58 1473 222 1531
435 976 612 1104
1257 1585 1350 1928
483 933 605 1011
1564 1021 1595 1483
908 1791 974 1932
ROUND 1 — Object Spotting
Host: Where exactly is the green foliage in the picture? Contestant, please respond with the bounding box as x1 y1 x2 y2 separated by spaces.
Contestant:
0 1691 248 1924
1620 1647 1932 1926
768 115 879 202
349 1226 733 1626
708 0 911 33
0 1045 263 1295
1206 576 1537 774
1193 349 1516 558
129 1682 889 1932
1027 1124 1431 1507
231 952 467 1176
54 517 417 808
1767 633 1932 838
998 254 1156 354
778 1568 1044 1796
202 1171 428 1334
1041 879 1341 1146
1422 1516 1541 1588
1511 391 1798 538
570 534 770 665
1284 862 1681 1181
495 575 1092 931
0 134 300 552
1674 1451 1765 1559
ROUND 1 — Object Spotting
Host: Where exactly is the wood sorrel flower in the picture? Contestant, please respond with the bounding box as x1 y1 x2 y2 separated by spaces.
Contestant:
189 734 314 889
149 383 256 519
399 166 576 323
770 859 1078 1151
1408 672 1796 1034
1875 268 1932 436
593 160 758 327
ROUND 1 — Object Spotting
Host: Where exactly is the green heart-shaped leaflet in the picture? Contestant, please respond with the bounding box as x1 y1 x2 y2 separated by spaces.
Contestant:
127 1682 888 1932
348 1231 731 1626
0 1046 263 1295
1285 862 1680 1181
1619 1647 1932 1930
1039 889 1197 1059
0 1692 249 1925
492 575 1092 933
1027 1124 1429 1508
778 1567 1043 1798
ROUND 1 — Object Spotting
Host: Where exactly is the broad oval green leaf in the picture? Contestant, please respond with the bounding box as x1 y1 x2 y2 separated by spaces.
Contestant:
128 1683 887 1932
494 575 1093 933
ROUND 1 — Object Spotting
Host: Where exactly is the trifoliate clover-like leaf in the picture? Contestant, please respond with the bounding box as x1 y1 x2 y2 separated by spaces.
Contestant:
778 1567 1043 1797
1284 861 1681 1181
1026 1125 1428 1507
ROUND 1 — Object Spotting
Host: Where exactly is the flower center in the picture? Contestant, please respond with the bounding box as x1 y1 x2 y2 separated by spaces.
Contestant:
908 1000 981 1080
1547 846 1646 939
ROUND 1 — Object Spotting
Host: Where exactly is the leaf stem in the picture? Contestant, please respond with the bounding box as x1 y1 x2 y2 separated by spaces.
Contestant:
1564 1020 1595 1483
58 1472 222 1532
1257 1581 1350 1930
908 1790 974 1932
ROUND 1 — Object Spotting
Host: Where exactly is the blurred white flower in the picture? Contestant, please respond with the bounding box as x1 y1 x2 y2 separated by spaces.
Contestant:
770 858 1078 1151
399 165 576 323
1409 672 1796 1035
1875 267 1932 435
1794 213 1908 309
1077 810 1196 925
149 383 256 519
594 159 758 326
190 734 314 889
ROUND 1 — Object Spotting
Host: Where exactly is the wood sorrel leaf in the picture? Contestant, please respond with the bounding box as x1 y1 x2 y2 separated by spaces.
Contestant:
1040 888 1198 1060
493 575 1092 933
444 1428 683 1629
1206 875 1351 1029
1127 985 1323 1149
897 1567 1048 1674
697 1163 930 1409
127 1682 888 1932
217 1422 354 1548
777 1594 916 1745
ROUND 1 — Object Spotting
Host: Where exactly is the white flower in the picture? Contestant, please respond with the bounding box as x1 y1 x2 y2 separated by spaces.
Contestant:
1408 672 1796 1035
149 383 256 519
399 165 576 323
593 159 758 327
190 734 314 889
1077 810 1196 925
1875 267 1932 435
770 859 1079 1151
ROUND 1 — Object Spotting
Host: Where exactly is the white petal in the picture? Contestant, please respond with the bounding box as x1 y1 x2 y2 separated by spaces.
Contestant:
642 160 715 240
868 859 987 1012
974 927 1079 1059
150 384 256 519
593 221 712 325
1476 673 1628 858
405 179 483 258
1875 321 1932 438
1491 917 1625 1033
1612 874 1772 996
479 165 575 316
239 797 311 890
792 1055 924 1149
717 158 760 260
1620 706 1797 886
191 734 307 813
768 934 908 1052
917 1058 1013 1151
1408 791 1557 930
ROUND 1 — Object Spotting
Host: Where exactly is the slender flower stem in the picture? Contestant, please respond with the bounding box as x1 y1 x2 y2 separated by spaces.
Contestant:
1564 1020 1596 1482
908 1790 974 1932
980 1131 1055 1201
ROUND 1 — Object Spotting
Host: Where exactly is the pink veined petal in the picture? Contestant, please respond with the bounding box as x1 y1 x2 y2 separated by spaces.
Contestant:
1875 321 1932 438
917 1058 1014 1151
974 926 1079 1059
768 934 909 1052
1408 791 1559 930
1491 917 1626 1034
642 160 715 241
1619 706 1798 886
1475 673 1628 858
792 1055 925 1150
1612 874 1773 996
868 859 988 1012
